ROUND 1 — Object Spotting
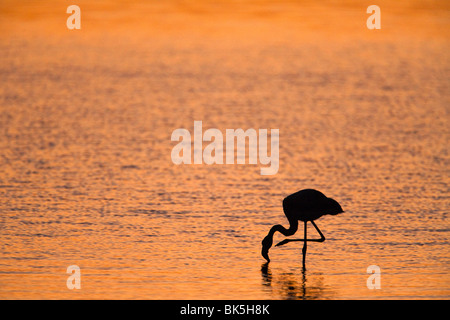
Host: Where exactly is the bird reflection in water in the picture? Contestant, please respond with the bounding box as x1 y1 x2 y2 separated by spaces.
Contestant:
261 262 332 300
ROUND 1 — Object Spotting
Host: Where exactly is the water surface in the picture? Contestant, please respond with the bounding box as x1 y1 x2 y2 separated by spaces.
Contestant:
0 0 449 299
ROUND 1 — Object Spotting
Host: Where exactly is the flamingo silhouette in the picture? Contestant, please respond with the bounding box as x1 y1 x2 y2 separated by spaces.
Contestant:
261 189 343 267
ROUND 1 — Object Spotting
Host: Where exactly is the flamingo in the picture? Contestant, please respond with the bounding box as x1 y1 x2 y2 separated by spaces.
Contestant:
261 189 343 267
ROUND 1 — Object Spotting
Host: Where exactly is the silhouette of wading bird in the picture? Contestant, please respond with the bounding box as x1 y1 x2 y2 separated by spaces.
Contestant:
261 189 343 268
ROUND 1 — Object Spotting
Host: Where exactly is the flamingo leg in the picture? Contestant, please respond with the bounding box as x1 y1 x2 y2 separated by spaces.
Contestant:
274 221 326 247
302 221 307 269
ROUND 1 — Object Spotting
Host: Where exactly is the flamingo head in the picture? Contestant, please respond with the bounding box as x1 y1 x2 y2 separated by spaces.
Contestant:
261 235 273 262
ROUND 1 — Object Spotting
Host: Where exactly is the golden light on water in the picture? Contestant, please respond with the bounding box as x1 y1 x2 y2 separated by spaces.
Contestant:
0 0 449 300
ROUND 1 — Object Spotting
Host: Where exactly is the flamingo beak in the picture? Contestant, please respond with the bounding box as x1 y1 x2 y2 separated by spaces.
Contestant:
261 247 270 262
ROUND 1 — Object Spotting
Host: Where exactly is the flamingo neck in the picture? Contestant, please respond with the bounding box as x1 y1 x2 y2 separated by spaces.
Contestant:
269 219 298 237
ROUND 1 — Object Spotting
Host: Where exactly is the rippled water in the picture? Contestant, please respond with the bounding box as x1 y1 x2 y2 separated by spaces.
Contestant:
0 0 449 299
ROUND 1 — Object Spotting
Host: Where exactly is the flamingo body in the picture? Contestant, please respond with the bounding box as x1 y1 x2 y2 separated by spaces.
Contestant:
282 189 343 222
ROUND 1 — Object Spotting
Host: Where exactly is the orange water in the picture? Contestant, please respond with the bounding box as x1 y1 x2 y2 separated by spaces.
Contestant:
0 0 449 299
